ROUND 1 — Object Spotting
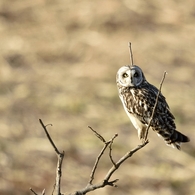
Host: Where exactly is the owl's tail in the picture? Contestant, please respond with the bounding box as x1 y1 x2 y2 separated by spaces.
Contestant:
165 130 190 150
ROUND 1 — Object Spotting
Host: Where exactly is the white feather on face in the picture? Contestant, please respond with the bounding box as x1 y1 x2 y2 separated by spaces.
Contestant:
116 65 145 87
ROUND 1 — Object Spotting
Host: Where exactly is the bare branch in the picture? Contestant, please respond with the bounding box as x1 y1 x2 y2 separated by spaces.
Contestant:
144 71 167 142
39 119 65 195
41 189 46 195
109 133 118 166
128 42 134 66
54 151 65 195
88 142 110 185
30 188 39 195
103 140 149 183
39 119 61 155
33 71 166 195
88 126 106 143
69 137 149 195
88 127 111 185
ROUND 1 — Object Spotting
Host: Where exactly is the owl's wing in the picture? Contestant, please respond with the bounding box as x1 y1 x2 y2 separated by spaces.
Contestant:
124 83 176 129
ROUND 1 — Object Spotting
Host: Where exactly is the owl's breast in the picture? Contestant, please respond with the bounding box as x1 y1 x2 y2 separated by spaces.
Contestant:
127 112 146 132
119 92 147 131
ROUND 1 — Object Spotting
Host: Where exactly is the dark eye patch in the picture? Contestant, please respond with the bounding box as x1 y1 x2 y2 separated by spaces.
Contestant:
122 73 129 78
134 72 139 77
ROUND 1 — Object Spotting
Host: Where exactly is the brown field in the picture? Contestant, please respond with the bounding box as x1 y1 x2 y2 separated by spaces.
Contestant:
0 0 195 195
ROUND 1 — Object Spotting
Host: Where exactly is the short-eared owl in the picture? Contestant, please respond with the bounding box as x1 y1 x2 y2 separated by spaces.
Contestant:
116 65 189 150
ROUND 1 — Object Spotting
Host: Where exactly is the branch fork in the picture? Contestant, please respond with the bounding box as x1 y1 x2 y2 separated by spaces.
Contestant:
30 71 167 195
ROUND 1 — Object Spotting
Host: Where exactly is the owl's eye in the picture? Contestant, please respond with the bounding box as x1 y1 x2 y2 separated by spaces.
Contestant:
122 73 129 78
134 72 139 77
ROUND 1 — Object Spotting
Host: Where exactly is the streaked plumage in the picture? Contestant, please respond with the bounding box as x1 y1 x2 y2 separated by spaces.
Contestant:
116 65 189 150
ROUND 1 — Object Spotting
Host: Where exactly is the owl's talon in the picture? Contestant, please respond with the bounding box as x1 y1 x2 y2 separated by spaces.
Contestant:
144 139 149 144
141 138 148 144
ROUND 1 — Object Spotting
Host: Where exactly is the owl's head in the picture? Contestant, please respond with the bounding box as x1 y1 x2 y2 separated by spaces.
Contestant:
116 65 145 87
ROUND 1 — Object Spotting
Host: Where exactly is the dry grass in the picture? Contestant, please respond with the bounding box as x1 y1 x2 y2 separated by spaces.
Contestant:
0 0 195 195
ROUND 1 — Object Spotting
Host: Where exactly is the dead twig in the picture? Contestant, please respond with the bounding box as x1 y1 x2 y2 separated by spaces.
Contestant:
144 71 167 142
41 189 46 195
30 119 64 195
39 119 64 195
109 133 118 166
128 42 134 66
88 126 106 143
39 119 61 155
30 187 45 195
30 188 38 195
70 139 149 195
88 126 111 185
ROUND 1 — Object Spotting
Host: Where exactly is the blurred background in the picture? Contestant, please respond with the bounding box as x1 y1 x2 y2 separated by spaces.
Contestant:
0 0 195 195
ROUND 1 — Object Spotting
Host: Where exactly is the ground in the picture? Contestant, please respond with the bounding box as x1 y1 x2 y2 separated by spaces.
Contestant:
0 0 195 195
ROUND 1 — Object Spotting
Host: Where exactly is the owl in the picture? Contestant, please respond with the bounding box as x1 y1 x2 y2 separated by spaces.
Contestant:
116 65 190 150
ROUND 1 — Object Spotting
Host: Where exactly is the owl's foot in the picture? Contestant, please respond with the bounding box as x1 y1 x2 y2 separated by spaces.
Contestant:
141 138 149 145
138 138 149 148
138 128 149 142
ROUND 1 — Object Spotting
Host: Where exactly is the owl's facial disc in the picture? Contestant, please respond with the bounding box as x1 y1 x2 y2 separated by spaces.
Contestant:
117 65 145 87
117 66 131 87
